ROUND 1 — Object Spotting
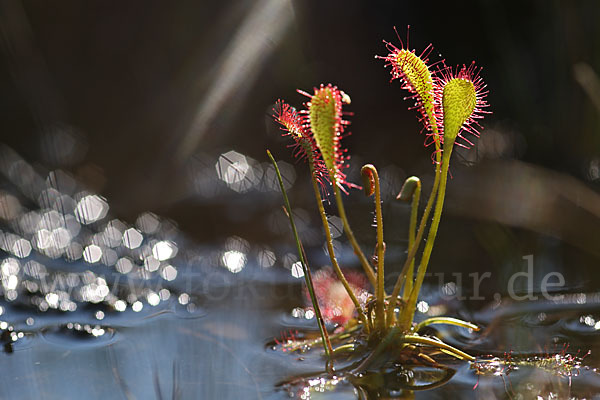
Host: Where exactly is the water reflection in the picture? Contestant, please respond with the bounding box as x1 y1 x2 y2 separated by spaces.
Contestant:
74 194 109 225
161 264 178 281
42 323 116 347
221 250 246 274
122 227 143 249
256 246 276 268
0 145 208 325
188 150 297 200
82 244 102 263
215 150 262 193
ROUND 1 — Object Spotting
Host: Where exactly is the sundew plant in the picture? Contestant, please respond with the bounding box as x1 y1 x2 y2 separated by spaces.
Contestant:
267 30 490 379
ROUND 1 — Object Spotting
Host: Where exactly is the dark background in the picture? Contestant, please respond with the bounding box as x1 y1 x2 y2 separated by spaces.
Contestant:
1 0 599 293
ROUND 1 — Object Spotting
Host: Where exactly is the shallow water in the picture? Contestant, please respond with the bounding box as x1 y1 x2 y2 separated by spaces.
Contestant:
3 265 600 399
1 147 600 399
2 256 600 399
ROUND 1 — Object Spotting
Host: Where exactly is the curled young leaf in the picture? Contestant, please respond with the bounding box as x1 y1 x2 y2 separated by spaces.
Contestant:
360 164 377 196
396 176 421 202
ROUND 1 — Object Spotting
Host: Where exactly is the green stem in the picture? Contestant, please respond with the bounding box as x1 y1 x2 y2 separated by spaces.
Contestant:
402 178 421 301
400 335 475 362
332 183 378 290
311 168 370 332
267 150 333 362
297 323 362 351
386 131 443 328
331 343 356 356
361 165 385 330
386 169 440 327
374 174 385 332
355 329 474 371
415 317 480 333
402 140 454 328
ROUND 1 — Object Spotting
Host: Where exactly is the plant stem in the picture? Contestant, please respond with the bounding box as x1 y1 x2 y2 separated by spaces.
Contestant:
402 178 421 301
415 317 480 333
267 150 333 362
400 335 475 362
361 165 386 331
331 343 356 355
311 169 370 332
401 140 454 327
354 327 475 371
374 174 385 332
386 133 443 328
332 183 378 290
386 169 440 327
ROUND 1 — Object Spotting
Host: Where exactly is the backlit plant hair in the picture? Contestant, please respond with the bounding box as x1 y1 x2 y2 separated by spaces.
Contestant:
376 28 442 153
435 62 490 148
273 100 329 189
298 84 354 192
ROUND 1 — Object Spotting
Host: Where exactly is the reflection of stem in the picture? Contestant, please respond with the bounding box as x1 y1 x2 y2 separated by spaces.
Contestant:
311 168 370 332
353 327 400 371
402 139 454 328
399 368 455 392
267 150 333 363
332 183 378 290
